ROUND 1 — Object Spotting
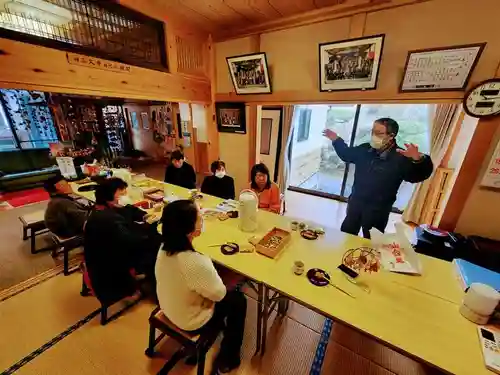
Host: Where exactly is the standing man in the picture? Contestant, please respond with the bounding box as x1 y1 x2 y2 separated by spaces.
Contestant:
322 117 433 238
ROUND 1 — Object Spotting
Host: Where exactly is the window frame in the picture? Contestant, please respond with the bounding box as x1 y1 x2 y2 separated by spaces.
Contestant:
0 92 59 152
0 0 168 72
297 108 312 142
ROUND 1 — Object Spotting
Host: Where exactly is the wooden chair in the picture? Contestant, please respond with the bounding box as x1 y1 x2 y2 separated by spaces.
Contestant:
145 307 220 375
19 210 51 254
80 262 142 325
51 234 84 275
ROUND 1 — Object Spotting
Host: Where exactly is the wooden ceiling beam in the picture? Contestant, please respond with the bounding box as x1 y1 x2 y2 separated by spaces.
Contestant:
214 0 434 41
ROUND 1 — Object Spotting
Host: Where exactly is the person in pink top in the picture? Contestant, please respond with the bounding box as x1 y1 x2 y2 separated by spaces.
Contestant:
250 163 281 214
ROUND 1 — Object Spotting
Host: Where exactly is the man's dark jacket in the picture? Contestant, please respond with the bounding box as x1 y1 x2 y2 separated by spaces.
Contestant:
333 138 433 209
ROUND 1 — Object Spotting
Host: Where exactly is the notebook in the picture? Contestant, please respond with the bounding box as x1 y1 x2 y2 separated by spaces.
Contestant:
453 258 500 291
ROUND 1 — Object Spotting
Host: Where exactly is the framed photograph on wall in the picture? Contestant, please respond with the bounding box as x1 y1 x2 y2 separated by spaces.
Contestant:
319 34 385 92
399 43 486 92
216 102 246 134
226 53 272 95
141 112 150 130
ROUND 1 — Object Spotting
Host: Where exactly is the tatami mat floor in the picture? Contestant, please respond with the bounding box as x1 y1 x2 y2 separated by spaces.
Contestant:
1 269 443 375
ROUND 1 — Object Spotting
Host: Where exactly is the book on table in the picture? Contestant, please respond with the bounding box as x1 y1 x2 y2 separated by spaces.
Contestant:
453 258 500 291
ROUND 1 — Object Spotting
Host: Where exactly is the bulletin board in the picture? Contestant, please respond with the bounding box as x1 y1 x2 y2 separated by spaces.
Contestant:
400 43 485 92
481 140 500 188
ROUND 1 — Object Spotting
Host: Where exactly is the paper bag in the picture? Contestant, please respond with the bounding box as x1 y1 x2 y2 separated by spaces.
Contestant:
370 223 422 275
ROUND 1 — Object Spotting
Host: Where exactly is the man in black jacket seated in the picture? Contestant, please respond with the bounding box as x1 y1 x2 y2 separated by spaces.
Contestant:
164 150 196 189
84 178 161 305
323 117 433 239
201 160 236 200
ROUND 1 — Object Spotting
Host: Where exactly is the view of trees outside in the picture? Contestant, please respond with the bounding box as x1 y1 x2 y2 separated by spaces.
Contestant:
290 104 434 211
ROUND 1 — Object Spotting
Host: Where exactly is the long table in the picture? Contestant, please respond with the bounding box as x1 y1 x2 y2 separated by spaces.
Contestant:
73 177 487 375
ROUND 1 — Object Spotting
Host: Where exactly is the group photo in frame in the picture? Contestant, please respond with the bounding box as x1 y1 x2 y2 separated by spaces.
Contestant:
226 53 272 95
319 34 385 92
215 102 246 134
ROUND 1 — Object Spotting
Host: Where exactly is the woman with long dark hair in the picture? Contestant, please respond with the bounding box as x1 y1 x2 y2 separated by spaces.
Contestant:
84 178 161 305
155 200 246 373
250 163 281 214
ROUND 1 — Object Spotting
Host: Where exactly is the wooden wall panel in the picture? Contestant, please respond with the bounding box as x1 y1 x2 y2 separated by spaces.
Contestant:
215 0 500 104
176 36 206 77
0 38 211 103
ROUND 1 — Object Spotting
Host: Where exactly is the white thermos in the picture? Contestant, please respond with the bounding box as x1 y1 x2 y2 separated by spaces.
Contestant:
239 189 258 232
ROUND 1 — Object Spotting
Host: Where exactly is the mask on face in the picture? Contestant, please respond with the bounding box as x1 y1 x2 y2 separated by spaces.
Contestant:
215 170 226 179
370 135 386 150
118 195 133 206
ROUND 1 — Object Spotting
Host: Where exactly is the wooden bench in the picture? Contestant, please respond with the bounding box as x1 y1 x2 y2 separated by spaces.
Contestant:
51 234 84 275
19 210 51 254
145 307 219 375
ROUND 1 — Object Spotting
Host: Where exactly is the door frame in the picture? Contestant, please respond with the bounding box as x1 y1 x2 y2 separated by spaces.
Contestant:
261 106 283 183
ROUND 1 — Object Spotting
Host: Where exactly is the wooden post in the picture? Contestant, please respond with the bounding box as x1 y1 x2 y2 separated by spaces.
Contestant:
206 34 219 163
439 63 500 231
247 34 261 176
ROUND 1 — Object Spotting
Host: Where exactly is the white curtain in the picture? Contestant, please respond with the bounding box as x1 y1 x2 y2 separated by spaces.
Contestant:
402 104 459 224
277 106 295 195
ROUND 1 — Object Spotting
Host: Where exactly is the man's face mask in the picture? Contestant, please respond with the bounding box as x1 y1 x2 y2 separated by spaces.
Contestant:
370 135 387 150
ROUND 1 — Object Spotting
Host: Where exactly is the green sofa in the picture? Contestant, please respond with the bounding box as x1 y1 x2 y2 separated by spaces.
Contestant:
0 149 59 192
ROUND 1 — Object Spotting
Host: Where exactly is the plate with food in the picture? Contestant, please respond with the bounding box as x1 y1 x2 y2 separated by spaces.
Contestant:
306 268 330 287
300 229 319 240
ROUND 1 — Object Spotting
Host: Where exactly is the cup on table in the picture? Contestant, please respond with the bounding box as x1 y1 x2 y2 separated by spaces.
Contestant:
290 221 298 231
293 261 304 275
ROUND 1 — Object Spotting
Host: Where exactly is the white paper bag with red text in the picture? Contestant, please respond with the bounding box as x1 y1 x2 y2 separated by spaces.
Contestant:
370 223 422 275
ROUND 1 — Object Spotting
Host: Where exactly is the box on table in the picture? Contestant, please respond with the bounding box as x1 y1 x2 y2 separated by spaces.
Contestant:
256 227 291 259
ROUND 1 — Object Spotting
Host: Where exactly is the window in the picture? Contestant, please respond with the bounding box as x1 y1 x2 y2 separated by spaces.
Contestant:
289 104 434 212
0 0 167 71
0 103 17 151
0 89 59 150
297 108 312 142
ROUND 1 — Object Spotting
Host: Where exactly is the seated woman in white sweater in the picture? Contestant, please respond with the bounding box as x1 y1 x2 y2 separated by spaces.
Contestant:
156 200 247 373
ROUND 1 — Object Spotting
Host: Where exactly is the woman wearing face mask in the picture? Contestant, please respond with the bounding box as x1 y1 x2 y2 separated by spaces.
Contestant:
200 160 236 200
250 163 281 214
155 200 247 373
323 117 433 239
84 178 161 305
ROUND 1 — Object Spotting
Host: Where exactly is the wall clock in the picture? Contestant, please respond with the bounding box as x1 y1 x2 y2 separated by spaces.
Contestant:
464 78 500 118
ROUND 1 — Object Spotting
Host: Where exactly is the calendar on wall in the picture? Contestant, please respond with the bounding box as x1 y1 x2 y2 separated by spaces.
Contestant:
400 43 485 92
481 140 500 189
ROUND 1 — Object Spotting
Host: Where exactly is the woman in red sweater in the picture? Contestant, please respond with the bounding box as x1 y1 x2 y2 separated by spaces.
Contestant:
250 163 281 214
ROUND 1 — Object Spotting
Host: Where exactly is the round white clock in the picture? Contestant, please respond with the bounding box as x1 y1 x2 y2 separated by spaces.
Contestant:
464 79 500 118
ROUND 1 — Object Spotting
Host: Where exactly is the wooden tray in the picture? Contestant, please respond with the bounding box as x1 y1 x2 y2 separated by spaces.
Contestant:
256 227 291 259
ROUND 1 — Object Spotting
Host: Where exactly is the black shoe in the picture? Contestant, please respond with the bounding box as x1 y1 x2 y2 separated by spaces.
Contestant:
185 355 198 366
215 355 241 374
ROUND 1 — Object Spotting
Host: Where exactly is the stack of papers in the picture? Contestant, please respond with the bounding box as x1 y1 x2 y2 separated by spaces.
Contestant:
216 200 239 212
